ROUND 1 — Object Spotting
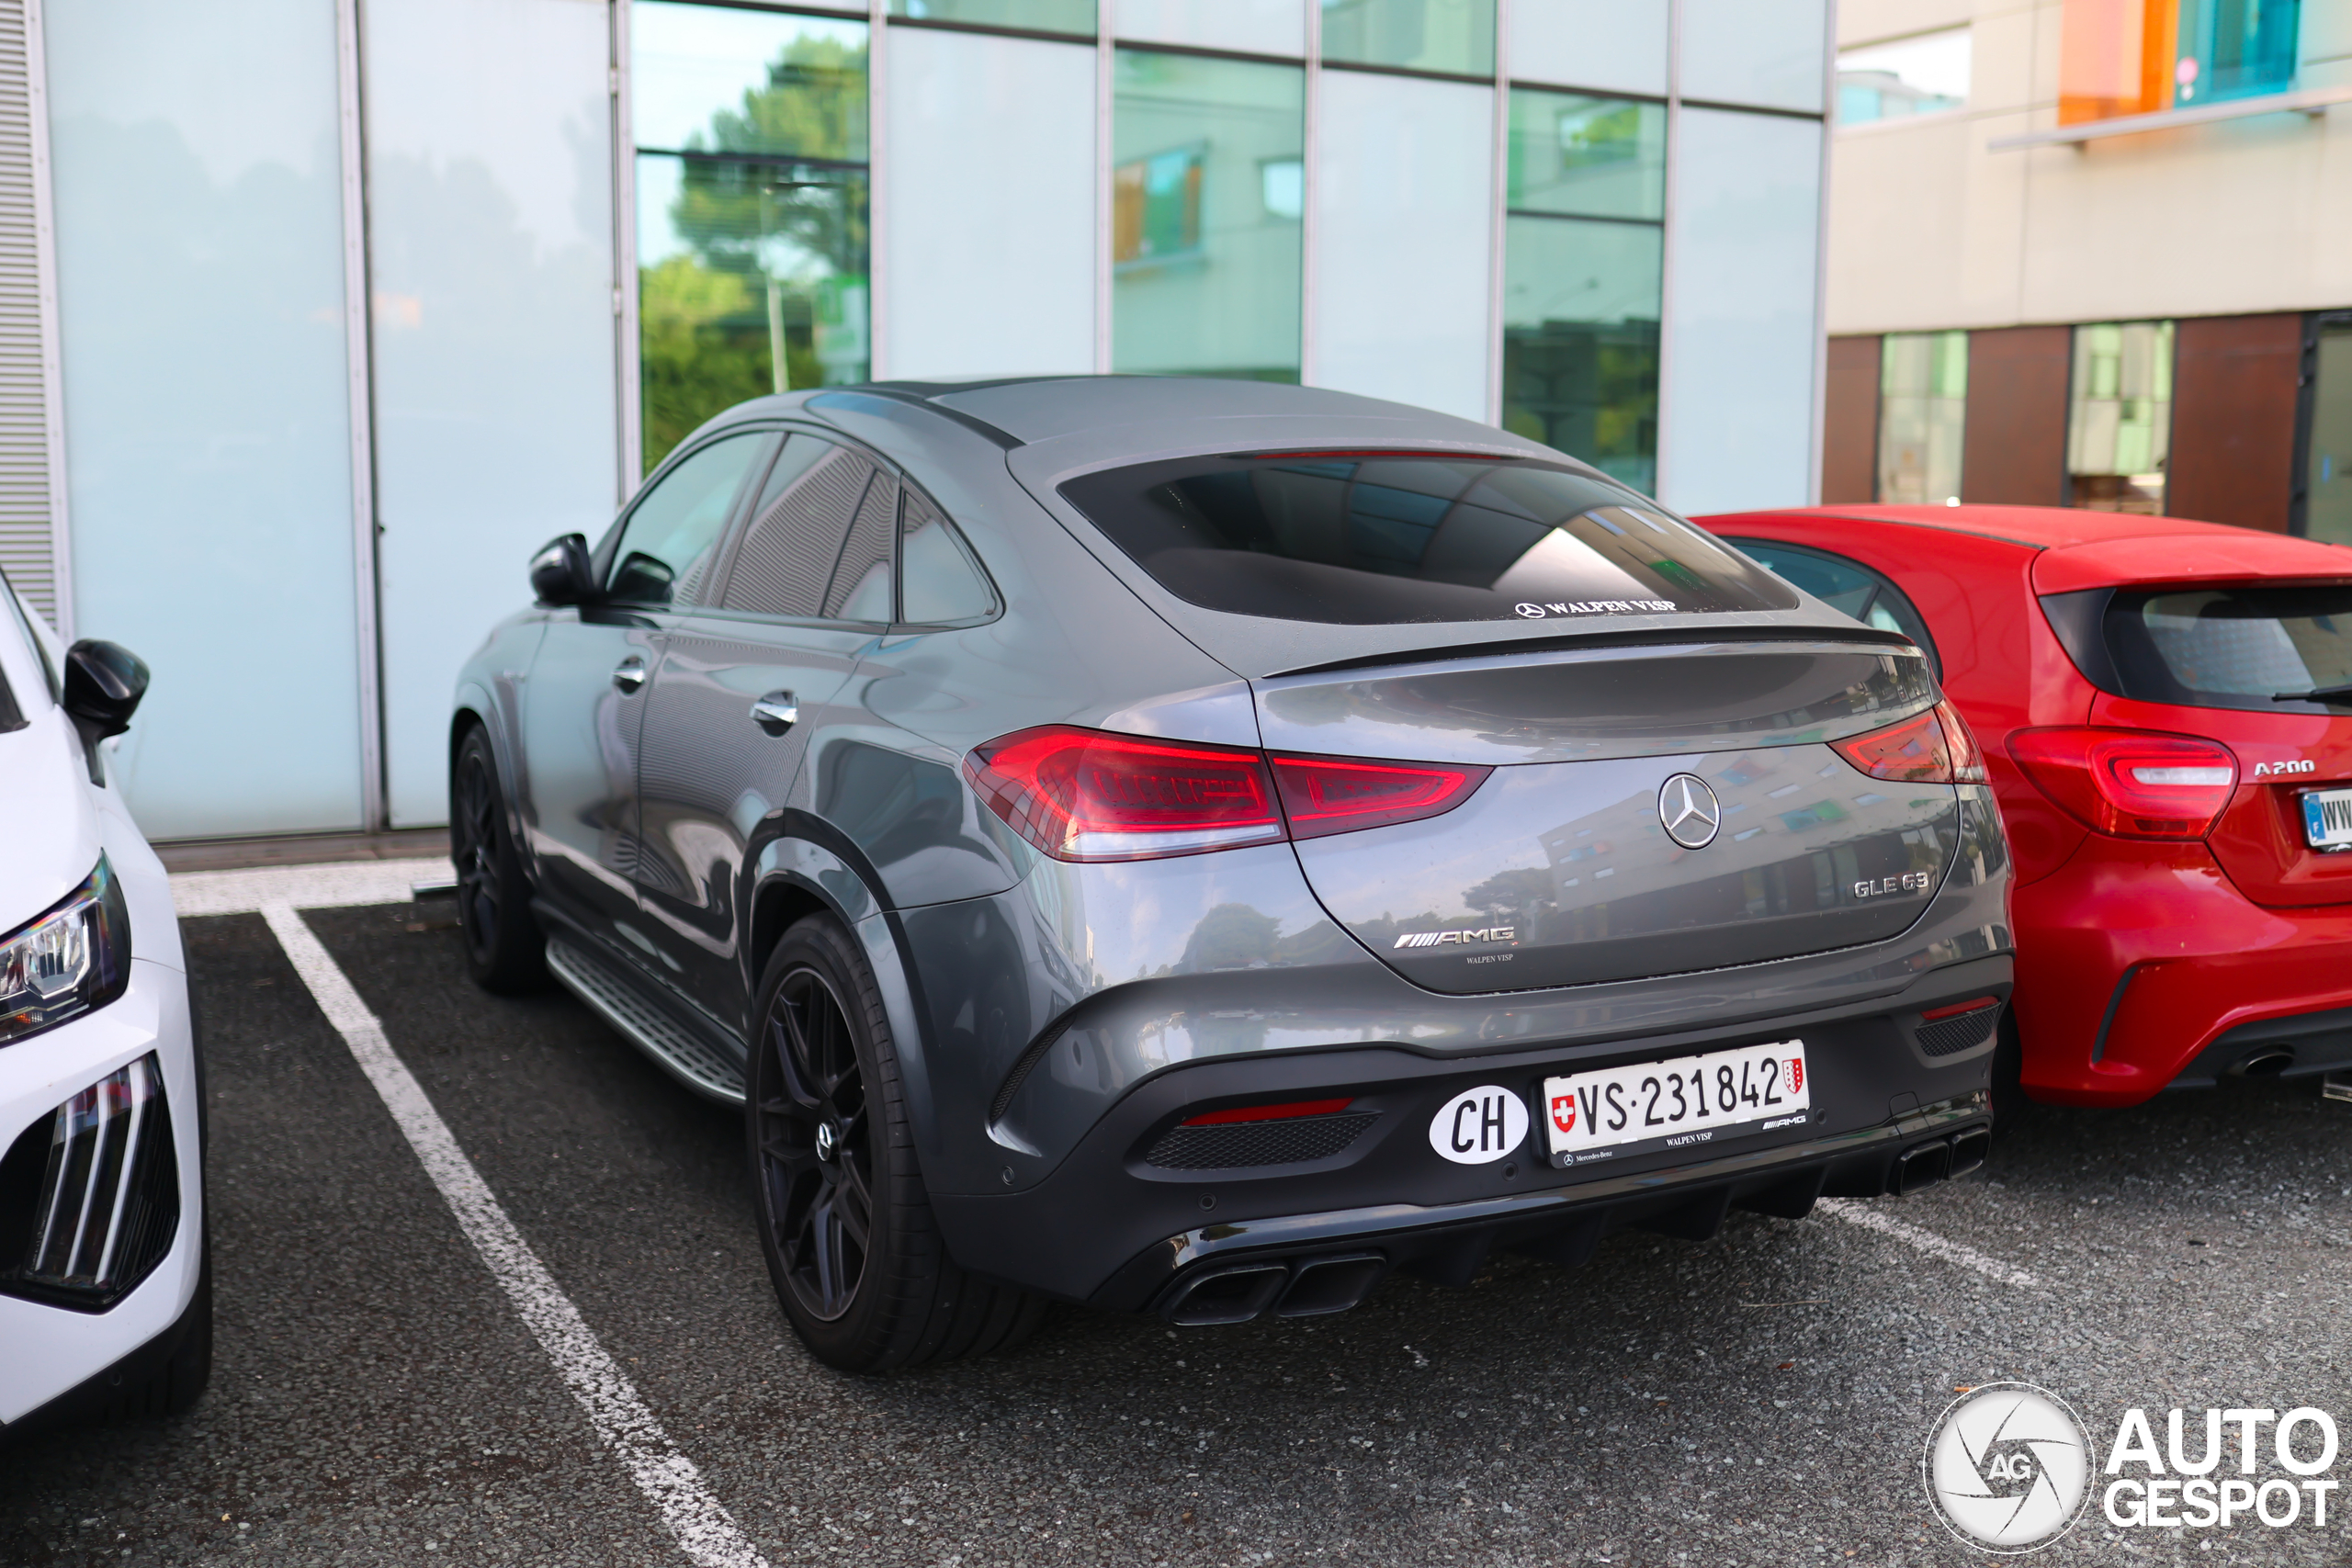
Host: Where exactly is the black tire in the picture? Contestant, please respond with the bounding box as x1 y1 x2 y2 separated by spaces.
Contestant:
451 725 546 994
746 915 1046 1373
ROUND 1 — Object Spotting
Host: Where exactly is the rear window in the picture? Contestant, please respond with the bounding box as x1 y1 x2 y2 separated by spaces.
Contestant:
2104 586 2352 714
1058 454 1796 626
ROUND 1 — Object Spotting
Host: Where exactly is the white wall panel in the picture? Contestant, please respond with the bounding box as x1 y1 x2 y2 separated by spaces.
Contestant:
365 0 619 828
1679 0 1826 112
47 0 362 838
1509 0 1668 97
882 28 1094 380
1662 107 1820 514
1115 0 1304 57
1311 70 1492 423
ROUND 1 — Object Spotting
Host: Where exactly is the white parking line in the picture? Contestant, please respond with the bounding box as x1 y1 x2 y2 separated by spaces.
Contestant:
255 902 772 1568
171 857 450 919
1815 1197 2041 1290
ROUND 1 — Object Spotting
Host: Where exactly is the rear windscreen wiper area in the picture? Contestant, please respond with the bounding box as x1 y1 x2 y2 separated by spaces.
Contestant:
2273 683 2352 705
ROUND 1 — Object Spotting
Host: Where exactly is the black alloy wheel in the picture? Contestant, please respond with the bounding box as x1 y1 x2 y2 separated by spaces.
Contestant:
755 964 872 1321
746 916 1049 1372
450 726 545 993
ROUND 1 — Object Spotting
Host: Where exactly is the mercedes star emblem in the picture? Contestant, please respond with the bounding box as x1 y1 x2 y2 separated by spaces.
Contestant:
1657 773 1723 850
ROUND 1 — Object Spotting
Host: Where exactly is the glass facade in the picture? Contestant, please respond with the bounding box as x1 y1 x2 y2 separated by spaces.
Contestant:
1511 0 1668 97
365 0 620 827
28 0 1830 836
1679 0 1829 113
1838 28 1971 122
635 4 870 472
1320 0 1495 77
890 0 1096 36
1118 0 1306 57
2060 0 2300 123
2308 321 2352 547
1664 107 1824 515
1313 71 1491 420
1876 331 1968 504
2067 321 2175 513
1500 90 1666 492
1112 51 1305 382
879 28 1095 379
46 0 366 839
2177 0 2301 105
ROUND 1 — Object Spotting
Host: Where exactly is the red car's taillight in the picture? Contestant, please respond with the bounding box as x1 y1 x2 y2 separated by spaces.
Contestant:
1830 701 1986 784
2008 727 2240 840
965 726 1489 863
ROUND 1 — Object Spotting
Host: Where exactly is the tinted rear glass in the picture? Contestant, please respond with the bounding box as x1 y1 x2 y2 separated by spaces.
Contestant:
1059 455 1796 626
2106 585 2352 714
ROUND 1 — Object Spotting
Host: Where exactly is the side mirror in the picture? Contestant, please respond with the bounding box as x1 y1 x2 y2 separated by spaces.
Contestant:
64 639 149 739
529 534 597 606
63 639 149 784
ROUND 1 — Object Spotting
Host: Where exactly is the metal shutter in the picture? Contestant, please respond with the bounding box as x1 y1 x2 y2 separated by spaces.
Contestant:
0 0 59 630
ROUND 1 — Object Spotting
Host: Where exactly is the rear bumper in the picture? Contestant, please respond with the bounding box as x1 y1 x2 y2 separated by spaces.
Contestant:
2012 840 2352 1106
933 954 2006 1307
1111 1102 1987 1322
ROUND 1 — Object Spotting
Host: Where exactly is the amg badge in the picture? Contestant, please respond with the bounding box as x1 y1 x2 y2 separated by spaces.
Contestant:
1395 926 1517 949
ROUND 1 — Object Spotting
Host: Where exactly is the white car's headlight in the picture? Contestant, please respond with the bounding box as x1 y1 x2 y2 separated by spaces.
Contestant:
0 855 130 1046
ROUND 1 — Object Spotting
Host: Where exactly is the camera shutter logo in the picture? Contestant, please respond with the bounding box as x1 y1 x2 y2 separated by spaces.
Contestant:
1923 1382 2095 1552
1657 773 1722 850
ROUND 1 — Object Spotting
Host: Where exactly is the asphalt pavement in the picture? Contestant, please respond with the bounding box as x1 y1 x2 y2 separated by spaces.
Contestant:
6 892 2350 1566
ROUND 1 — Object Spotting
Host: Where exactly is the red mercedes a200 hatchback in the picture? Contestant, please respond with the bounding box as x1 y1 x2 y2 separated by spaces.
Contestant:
1701 503 2352 1109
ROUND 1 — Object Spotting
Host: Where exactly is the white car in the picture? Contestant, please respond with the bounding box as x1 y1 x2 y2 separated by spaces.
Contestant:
0 570 207 1434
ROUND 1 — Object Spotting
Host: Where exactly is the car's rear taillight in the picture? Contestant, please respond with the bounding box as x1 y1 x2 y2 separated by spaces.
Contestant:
965 727 1285 862
965 727 1490 863
1932 700 1987 783
1269 754 1490 840
1830 701 1985 784
2008 727 2240 840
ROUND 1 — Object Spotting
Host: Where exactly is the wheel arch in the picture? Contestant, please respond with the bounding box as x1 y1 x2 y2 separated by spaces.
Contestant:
449 687 530 871
745 825 942 1178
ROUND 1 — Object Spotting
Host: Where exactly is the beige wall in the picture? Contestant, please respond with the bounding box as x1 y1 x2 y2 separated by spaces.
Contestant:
1826 0 2352 334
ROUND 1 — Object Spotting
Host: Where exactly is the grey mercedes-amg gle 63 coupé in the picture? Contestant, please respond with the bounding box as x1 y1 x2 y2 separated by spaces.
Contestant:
450 378 2012 1372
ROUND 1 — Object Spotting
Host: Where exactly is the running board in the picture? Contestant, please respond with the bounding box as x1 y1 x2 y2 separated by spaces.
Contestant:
544 938 745 1105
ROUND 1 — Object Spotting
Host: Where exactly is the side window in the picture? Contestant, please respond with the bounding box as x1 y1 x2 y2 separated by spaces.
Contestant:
721 435 875 618
825 468 897 623
606 432 768 606
1724 537 1941 676
899 487 997 626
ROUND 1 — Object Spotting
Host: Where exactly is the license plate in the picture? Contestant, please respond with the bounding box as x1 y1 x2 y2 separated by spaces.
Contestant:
1542 1040 1811 1167
2302 787 2352 852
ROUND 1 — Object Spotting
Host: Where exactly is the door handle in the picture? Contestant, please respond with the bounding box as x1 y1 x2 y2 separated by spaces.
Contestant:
750 691 798 736
612 654 648 694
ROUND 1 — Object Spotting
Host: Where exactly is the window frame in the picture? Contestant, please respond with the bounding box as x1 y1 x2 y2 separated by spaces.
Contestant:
1717 536 1942 678
594 425 781 607
892 473 1002 632
679 420 1004 634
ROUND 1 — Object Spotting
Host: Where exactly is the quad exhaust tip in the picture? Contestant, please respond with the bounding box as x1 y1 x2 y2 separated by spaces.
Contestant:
1894 1125 1991 1195
1161 1252 1387 1326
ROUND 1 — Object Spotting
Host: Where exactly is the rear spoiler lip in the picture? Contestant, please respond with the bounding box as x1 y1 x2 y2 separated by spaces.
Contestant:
1261 623 1924 682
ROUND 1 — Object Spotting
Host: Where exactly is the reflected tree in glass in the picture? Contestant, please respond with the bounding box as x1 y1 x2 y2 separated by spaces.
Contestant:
639 26 870 470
